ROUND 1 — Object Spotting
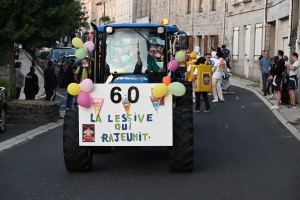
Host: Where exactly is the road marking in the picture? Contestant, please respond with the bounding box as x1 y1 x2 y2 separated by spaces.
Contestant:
236 96 239 99
225 125 228 129
0 119 63 152
242 106 244 108
56 92 67 99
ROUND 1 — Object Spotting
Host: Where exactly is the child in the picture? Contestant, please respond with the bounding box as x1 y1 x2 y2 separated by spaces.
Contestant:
270 56 279 86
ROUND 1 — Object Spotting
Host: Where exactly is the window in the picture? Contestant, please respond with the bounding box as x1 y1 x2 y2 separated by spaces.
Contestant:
254 23 263 60
187 0 192 14
210 35 219 50
198 0 203 12
212 0 217 11
232 27 239 60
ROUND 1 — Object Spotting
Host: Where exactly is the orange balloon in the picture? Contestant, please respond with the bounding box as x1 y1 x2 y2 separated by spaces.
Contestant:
162 76 171 86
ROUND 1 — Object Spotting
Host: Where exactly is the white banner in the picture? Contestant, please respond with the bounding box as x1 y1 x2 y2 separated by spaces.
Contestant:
79 84 173 146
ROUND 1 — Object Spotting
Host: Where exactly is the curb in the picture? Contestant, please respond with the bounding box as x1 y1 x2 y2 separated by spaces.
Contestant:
0 119 64 152
232 83 300 141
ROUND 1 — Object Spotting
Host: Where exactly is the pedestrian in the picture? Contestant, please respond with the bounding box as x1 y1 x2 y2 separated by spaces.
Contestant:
63 35 69 47
281 55 290 105
186 57 210 113
65 59 76 109
221 45 231 61
271 50 286 110
194 46 200 58
285 52 299 108
44 61 57 101
212 51 225 102
259 51 272 96
258 50 266 92
222 57 232 94
24 66 39 100
75 60 89 83
204 52 215 66
15 62 24 99
268 56 279 99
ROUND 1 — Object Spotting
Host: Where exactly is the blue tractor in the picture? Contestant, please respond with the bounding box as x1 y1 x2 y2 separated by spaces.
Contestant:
63 23 193 172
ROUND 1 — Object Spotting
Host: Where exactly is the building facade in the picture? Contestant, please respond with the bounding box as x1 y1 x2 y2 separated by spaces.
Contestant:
150 0 227 54
132 0 150 23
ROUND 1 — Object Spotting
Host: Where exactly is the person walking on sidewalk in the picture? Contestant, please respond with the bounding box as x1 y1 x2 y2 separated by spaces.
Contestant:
24 67 39 100
281 55 290 105
65 59 76 109
44 61 57 101
212 51 225 102
285 52 299 109
258 50 265 91
15 62 24 99
186 57 210 113
271 50 286 110
259 51 271 96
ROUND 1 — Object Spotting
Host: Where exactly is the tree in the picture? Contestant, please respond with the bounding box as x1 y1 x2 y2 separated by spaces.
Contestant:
0 0 85 87
99 16 111 24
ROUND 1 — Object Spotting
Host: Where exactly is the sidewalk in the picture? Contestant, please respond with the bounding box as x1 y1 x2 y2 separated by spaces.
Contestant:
17 50 45 99
231 76 300 135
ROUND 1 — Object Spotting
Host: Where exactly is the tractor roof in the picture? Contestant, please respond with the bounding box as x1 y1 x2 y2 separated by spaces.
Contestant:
97 23 179 33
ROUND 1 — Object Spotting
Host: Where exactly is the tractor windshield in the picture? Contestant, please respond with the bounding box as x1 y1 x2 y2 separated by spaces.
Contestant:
105 28 166 74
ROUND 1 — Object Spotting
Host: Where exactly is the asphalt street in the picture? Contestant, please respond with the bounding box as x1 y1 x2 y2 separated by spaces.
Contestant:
0 86 300 200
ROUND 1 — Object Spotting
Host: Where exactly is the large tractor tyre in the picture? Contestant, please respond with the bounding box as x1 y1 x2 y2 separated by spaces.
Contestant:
63 109 93 172
175 81 193 109
93 146 112 154
169 107 194 172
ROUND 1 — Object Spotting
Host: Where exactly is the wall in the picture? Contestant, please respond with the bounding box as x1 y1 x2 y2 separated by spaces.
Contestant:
227 0 265 81
150 0 226 54
115 0 133 23
132 0 149 23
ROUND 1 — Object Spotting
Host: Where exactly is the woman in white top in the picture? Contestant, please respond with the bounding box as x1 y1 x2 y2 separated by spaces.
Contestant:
212 52 226 102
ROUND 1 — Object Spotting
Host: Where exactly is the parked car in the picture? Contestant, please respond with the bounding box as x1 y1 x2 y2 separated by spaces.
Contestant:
55 54 90 88
35 47 52 57
47 47 76 63
0 87 7 133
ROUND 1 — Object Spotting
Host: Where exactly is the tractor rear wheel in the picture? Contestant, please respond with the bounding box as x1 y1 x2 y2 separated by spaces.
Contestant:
63 109 93 172
169 107 194 172
93 146 111 153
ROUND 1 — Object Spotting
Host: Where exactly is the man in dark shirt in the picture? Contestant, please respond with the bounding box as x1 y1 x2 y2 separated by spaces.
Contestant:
44 61 57 101
24 67 39 100
221 45 231 61
271 50 286 110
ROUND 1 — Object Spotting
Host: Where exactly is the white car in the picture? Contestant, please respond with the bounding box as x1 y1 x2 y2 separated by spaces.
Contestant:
35 47 52 57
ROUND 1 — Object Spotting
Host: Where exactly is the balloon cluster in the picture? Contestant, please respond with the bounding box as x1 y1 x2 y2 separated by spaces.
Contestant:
67 79 94 107
72 38 95 59
152 76 186 98
166 51 186 72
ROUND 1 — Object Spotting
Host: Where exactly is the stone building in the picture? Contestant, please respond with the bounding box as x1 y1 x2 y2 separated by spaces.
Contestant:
132 0 150 23
227 0 299 81
150 0 227 53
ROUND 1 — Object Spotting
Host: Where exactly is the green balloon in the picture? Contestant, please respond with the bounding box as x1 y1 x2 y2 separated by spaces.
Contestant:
121 55 130 63
168 82 186 96
175 51 185 62
75 48 86 60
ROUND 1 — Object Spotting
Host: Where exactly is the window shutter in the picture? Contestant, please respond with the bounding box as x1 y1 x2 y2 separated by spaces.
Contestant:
232 27 239 60
244 25 251 59
214 35 219 49
282 20 289 38
254 23 263 60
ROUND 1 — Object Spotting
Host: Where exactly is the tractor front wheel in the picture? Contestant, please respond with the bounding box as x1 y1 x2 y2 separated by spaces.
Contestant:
63 109 93 172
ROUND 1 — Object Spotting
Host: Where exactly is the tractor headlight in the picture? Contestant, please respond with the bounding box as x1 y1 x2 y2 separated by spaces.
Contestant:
106 26 113 34
157 27 165 34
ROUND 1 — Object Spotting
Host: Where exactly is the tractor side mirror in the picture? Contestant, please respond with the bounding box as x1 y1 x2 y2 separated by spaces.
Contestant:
179 35 189 50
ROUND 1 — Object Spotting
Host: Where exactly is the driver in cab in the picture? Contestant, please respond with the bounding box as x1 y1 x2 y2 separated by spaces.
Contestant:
126 41 161 73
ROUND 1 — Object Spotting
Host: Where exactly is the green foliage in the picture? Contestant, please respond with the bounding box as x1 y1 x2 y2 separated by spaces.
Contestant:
0 0 85 50
80 21 90 30
100 16 111 23
40 51 50 60
0 78 14 100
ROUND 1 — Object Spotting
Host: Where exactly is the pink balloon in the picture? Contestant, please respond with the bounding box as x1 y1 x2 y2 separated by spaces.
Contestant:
83 41 95 51
80 78 93 92
77 92 91 107
167 60 179 71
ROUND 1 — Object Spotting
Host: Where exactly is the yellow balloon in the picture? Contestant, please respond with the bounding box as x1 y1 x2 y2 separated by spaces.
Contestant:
72 38 84 48
152 84 168 98
67 83 82 96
